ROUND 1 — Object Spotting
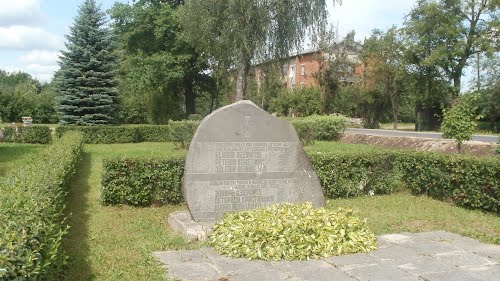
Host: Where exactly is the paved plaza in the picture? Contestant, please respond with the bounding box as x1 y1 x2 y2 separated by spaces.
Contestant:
155 231 500 281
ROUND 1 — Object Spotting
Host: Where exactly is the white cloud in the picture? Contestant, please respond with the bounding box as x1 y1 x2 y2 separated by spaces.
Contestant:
18 50 61 65
0 0 45 27
328 0 417 41
0 26 64 51
25 63 59 82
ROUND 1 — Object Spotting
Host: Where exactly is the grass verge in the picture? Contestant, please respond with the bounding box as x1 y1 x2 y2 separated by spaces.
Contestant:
61 142 498 280
63 143 197 281
328 192 500 245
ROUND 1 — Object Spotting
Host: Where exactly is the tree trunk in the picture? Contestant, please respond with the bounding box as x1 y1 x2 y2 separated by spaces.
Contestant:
235 62 248 101
392 109 398 130
184 74 195 116
453 74 461 99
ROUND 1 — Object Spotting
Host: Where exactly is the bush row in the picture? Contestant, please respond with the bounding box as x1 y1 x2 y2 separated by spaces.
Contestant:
1 126 52 144
101 149 499 213
54 121 199 144
0 131 84 280
101 157 185 206
55 115 346 144
290 115 346 144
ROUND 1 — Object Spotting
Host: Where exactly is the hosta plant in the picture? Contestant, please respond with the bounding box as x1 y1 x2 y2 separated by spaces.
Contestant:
209 202 377 261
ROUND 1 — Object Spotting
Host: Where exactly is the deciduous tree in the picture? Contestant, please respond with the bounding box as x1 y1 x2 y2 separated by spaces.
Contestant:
177 0 338 101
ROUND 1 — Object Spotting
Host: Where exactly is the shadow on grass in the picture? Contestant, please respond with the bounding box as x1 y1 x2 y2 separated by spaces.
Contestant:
63 152 93 280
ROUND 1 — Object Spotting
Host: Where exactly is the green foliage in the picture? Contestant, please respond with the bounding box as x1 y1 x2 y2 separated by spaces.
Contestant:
309 151 400 198
210 202 377 261
2 126 52 144
168 120 199 149
55 122 199 146
362 27 407 129
442 94 479 151
101 158 184 206
178 0 335 100
404 0 497 96
0 131 84 280
134 125 172 142
58 0 120 125
55 126 140 144
291 115 347 145
271 88 322 117
0 70 59 123
110 0 210 122
99 146 499 214
188 114 203 121
398 152 500 214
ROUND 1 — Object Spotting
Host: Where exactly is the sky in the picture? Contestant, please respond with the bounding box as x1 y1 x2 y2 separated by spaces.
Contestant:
1 0 473 87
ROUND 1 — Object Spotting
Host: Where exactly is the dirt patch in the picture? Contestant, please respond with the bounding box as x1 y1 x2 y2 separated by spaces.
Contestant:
340 133 498 157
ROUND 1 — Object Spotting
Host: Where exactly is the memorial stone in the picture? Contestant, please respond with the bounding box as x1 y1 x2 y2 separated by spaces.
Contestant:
183 100 325 222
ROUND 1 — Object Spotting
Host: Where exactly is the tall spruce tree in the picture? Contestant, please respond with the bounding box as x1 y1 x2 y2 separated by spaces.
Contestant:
58 0 120 125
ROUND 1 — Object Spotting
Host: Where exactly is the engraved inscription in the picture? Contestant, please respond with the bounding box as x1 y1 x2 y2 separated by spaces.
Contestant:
214 142 292 173
210 179 295 212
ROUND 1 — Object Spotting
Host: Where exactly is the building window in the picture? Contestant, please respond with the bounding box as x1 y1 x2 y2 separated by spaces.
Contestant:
289 65 296 90
301 64 305 76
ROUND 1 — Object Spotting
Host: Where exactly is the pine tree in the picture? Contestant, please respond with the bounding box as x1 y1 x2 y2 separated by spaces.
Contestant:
58 0 120 125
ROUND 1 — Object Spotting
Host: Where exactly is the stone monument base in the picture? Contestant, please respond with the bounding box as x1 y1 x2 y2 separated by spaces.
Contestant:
168 211 214 241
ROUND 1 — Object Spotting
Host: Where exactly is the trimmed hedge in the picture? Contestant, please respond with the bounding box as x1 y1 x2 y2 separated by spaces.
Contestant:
101 149 499 213
101 157 185 206
55 121 199 145
2 126 52 144
55 116 346 144
308 151 400 198
398 152 499 213
55 126 140 144
0 131 84 280
291 115 346 143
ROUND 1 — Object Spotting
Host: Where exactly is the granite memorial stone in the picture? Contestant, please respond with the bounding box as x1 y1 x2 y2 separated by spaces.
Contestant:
183 100 325 222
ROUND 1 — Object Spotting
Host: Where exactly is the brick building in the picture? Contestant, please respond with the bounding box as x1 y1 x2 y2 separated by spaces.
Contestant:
255 48 363 91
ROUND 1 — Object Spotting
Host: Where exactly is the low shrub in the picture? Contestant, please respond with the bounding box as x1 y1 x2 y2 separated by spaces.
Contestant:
398 152 500 214
309 151 400 198
209 202 377 261
101 157 185 206
0 131 84 280
100 148 499 214
168 120 199 149
2 126 52 144
55 122 199 145
134 125 171 142
55 126 140 144
291 115 346 144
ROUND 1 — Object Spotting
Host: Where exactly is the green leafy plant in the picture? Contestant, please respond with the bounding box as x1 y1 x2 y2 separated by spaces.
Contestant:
291 115 347 145
101 157 185 206
2 125 52 144
442 94 480 152
0 131 84 280
168 120 199 149
209 202 377 261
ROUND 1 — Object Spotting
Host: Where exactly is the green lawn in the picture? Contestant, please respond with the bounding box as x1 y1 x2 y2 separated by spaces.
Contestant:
0 143 46 176
4 141 491 280
63 143 195 281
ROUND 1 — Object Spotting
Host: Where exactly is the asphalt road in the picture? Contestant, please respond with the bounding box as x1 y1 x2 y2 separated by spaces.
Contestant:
345 128 499 143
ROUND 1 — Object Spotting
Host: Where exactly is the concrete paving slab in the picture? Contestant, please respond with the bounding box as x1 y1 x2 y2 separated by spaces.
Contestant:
323 252 378 266
154 231 500 281
343 262 418 281
275 260 356 281
420 265 500 281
